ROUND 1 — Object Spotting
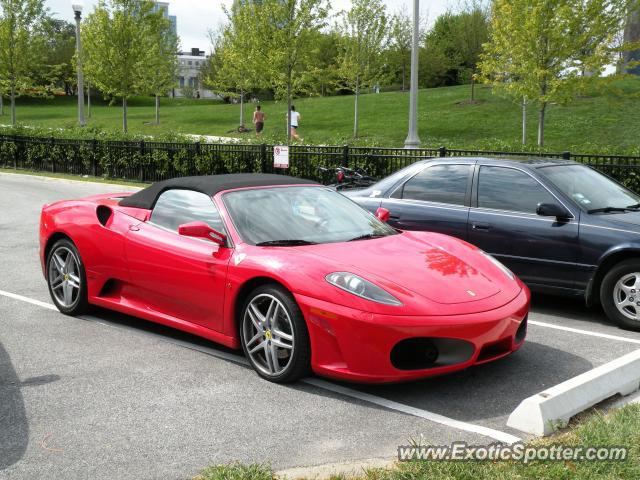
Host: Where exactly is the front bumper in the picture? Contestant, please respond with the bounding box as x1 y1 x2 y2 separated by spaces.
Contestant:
295 287 530 383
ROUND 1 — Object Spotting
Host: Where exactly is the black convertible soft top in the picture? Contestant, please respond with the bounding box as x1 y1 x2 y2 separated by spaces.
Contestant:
119 173 319 210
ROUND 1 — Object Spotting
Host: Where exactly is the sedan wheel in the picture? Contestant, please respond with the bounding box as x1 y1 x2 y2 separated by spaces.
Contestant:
601 259 640 331
240 285 310 383
47 239 89 315
613 273 640 321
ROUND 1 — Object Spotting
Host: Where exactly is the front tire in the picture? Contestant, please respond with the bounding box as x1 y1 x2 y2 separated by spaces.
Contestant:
240 284 311 383
600 259 640 331
46 238 89 316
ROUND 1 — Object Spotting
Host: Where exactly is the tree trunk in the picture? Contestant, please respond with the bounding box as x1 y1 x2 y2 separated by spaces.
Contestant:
155 94 160 124
239 89 244 127
522 98 527 145
0 94 3 116
471 77 475 101
537 102 547 147
123 97 128 133
353 75 360 138
10 82 16 126
402 62 406 92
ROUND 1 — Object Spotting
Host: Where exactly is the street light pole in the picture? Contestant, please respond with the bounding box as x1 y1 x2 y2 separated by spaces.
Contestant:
73 4 86 127
404 0 421 149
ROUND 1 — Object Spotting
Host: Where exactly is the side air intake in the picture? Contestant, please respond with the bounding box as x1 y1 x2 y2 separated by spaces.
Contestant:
96 205 113 226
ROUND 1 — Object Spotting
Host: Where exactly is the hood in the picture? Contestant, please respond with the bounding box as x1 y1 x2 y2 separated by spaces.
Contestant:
298 231 505 305
596 211 640 230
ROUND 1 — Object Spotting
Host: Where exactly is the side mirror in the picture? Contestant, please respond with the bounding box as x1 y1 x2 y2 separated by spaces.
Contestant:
536 203 571 219
178 221 227 246
376 207 390 222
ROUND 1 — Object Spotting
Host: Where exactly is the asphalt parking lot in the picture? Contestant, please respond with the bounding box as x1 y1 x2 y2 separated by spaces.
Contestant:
2 172 640 479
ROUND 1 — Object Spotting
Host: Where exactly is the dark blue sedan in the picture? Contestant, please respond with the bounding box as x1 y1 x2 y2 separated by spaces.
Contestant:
347 157 640 331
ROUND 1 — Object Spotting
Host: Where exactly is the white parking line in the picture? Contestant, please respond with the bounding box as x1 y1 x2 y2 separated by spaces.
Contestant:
1 288 521 444
0 289 58 311
529 320 640 345
304 378 522 444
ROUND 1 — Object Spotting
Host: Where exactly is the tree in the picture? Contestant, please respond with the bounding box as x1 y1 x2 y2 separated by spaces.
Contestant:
202 2 267 128
336 0 389 138
0 0 47 124
137 10 179 124
389 7 412 91
25 18 76 96
82 0 157 133
480 0 633 146
256 0 330 142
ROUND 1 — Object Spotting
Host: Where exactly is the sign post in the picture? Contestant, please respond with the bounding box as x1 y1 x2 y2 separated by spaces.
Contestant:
274 146 290 169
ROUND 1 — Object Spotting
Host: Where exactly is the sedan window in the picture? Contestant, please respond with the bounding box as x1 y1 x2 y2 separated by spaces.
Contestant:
477 166 556 214
400 164 471 205
151 189 225 233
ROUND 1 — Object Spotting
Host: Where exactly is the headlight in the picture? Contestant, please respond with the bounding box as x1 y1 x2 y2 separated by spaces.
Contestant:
325 272 402 306
480 251 514 280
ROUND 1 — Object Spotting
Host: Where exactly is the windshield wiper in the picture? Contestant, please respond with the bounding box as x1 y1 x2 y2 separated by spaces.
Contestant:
587 206 631 214
348 233 387 242
626 203 640 210
255 239 318 247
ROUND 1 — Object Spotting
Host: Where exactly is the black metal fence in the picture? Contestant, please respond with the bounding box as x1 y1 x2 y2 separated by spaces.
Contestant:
2 134 640 191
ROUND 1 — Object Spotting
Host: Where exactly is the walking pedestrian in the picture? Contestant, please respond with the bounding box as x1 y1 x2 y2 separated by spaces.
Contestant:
288 105 302 141
253 105 266 137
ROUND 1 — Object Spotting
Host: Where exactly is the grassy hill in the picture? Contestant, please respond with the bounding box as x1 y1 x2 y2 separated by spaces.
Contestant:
2 78 640 153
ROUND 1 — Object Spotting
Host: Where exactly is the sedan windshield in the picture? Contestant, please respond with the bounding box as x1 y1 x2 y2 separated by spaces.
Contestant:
223 186 397 245
539 165 640 212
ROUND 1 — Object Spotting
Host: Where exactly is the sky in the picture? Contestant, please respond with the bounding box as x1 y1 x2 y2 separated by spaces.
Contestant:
45 0 454 52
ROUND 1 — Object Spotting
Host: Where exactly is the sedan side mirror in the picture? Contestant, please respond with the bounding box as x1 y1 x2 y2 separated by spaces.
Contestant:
376 207 390 222
178 221 227 246
536 203 571 219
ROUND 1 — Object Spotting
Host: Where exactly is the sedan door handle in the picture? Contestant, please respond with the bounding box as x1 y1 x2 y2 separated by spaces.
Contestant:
471 222 490 231
129 224 140 232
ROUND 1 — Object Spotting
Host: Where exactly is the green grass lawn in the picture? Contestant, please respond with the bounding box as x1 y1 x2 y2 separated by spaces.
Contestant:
2 78 640 153
195 404 640 480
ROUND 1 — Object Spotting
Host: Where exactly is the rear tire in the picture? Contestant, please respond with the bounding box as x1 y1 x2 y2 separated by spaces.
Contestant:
46 238 89 316
240 284 311 383
600 259 640 331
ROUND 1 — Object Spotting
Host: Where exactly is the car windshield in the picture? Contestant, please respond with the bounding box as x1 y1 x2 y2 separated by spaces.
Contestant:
538 165 640 212
223 186 397 245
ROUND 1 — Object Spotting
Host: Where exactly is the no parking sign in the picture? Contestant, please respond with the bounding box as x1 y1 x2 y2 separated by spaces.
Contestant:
274 146 289 169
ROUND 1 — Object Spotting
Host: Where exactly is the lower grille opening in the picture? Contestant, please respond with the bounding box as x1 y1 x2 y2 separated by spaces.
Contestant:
515 315 528 344
390 337 474 371
477 337 512 362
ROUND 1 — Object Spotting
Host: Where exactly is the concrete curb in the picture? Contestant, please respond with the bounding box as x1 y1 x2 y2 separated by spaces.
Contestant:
507 349 640 436
277 458 394 479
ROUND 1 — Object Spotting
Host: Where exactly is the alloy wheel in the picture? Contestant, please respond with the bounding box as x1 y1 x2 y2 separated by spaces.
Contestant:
242 294 295 377
613 272 640 322
48 246 81 308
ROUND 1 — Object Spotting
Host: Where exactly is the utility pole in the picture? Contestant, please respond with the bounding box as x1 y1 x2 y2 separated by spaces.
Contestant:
404 0 421 148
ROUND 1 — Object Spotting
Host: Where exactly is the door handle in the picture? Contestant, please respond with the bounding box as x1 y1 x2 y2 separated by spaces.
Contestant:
129 224 140 232
471 222 490 231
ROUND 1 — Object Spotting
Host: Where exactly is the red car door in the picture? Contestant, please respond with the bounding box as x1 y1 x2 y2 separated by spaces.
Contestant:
124 189 232 332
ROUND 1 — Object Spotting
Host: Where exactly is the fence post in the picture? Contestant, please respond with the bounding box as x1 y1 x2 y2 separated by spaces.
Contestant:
260 143 267 172
342 145 349 167
562 151 571 160
50 137 56 173
439 146 447 157
91 139 98 177
139 140 145 182
12 134 17 170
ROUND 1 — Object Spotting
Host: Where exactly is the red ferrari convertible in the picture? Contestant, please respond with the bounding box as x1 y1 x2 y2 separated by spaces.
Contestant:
40 174 529 383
